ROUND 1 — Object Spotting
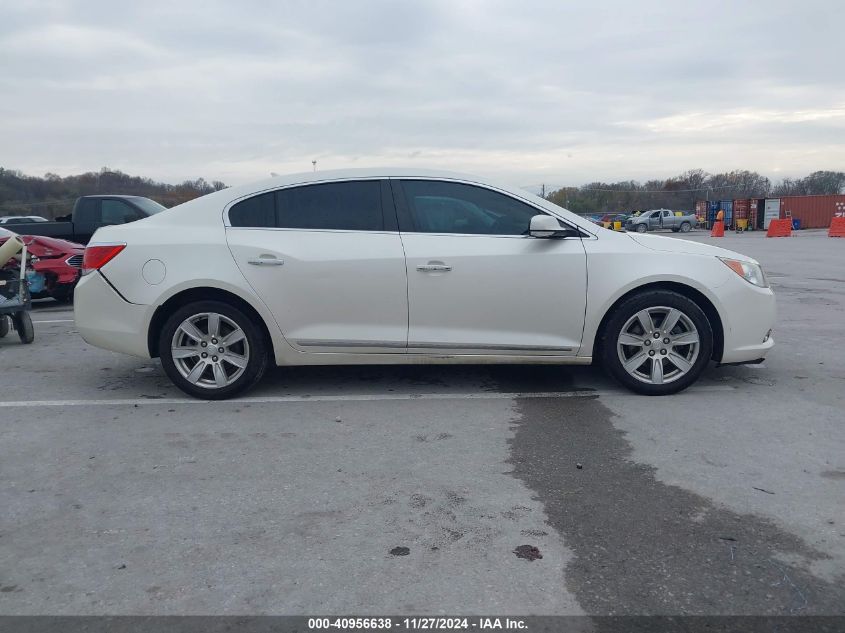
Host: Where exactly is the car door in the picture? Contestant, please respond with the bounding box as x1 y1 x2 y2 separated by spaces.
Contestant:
394 179 587 355
646 211 660 230
225 179 408 353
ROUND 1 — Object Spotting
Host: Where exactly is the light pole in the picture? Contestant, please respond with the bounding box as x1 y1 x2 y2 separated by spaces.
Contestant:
312 160 317 172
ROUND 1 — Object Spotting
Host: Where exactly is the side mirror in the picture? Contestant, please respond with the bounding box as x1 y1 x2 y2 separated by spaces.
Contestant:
529 214 564 238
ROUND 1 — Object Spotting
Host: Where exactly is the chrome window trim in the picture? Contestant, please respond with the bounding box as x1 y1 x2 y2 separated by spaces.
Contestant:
221 175 598 239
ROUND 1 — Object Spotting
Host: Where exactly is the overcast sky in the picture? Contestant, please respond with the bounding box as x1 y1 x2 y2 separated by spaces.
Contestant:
1 0 843 188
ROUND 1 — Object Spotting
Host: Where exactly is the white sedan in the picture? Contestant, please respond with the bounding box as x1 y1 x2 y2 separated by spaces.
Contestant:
74 169 775 399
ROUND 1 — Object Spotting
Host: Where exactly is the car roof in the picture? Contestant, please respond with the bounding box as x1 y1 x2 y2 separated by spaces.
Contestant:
80 194 149 199
238 168 491 192
138 167 600 238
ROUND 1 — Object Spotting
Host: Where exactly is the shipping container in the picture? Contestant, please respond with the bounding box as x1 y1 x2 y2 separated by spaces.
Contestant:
720 200 734 226
763 199 780 229
778 195 845 229
753 199 766 229
732 199 751 231
707 201 720 226
748 199 759 230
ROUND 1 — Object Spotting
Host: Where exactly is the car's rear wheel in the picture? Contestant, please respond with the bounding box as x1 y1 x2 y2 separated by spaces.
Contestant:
159 300 268 400
679 222 692 233
601 290 713 395
50 287 74 303
636 224 647 233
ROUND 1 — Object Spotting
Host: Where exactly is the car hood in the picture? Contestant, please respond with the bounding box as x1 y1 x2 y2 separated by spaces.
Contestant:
627 232 760 264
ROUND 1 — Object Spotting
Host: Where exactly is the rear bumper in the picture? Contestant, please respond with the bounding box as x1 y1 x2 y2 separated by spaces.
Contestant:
74 272 152 358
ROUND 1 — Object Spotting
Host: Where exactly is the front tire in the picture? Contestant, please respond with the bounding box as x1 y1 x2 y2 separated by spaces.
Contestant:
601 290 713 395
159 300 268 400
636 224 648 233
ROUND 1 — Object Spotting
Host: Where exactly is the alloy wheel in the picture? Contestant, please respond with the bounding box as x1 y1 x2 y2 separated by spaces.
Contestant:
616 306 700 385
170 312 250 389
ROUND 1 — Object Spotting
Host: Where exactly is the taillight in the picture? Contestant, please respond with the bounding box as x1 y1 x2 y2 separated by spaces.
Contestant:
82 243 126 275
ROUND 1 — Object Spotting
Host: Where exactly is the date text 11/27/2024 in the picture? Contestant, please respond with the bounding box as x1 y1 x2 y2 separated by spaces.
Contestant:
307 617 527 630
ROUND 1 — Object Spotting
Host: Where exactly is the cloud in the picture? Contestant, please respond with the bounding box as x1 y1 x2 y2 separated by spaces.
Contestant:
0 0 843 186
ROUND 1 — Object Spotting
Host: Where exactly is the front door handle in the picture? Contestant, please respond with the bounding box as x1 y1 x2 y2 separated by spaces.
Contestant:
248 256 284 266
416 263 452 272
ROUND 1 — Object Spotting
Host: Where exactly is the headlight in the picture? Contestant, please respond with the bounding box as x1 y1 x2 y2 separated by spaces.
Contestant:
719 257 768 288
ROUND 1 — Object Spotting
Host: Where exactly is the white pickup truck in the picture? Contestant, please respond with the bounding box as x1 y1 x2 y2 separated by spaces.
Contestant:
626 209 696 233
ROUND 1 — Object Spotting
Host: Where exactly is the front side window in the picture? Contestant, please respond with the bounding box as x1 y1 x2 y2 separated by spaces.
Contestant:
228 181 383 231
399 180 542 235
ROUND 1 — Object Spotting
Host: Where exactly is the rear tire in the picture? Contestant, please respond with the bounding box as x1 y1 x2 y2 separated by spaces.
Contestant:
50 287 74 303
601 290 713 395
680 222 691 233
159 300 269 400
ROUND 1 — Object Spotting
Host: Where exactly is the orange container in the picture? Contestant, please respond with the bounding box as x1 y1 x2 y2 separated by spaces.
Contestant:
779 195 845 229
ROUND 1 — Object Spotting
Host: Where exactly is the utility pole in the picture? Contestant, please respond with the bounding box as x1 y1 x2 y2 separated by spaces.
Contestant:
312 160 317 172
541 184 545 198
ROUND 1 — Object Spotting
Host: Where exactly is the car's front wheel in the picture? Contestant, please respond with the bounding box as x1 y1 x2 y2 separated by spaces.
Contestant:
601 290 713 395
159 300 268 399
636 224 648 233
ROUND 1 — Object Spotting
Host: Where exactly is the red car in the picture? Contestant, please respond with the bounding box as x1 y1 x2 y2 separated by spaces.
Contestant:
0 229 83 302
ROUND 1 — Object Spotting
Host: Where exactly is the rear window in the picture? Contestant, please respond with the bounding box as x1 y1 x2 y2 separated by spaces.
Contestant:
229 181 383 231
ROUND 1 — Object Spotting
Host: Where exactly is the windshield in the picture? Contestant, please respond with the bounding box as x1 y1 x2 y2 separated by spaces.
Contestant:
130 197 167 216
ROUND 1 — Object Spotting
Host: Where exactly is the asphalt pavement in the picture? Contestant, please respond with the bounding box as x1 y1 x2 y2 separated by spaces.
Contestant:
0 229 842 616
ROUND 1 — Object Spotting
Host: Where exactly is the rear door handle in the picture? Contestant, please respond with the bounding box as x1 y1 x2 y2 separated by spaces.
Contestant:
416 263 452 272
248 256 284 266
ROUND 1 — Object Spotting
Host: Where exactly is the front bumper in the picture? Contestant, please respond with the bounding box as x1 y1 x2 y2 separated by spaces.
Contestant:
717 275 776 364
74 272 152 358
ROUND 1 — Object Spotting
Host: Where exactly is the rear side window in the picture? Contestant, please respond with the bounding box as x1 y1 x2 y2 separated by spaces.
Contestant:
229 181 383 231
229 192 275 227
277 181 382 231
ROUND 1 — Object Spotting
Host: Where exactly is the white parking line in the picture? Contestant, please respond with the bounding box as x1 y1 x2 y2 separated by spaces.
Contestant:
0 385 735 408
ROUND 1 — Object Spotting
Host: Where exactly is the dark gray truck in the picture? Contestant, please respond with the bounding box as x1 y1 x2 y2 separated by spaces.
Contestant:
0 195 165 244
